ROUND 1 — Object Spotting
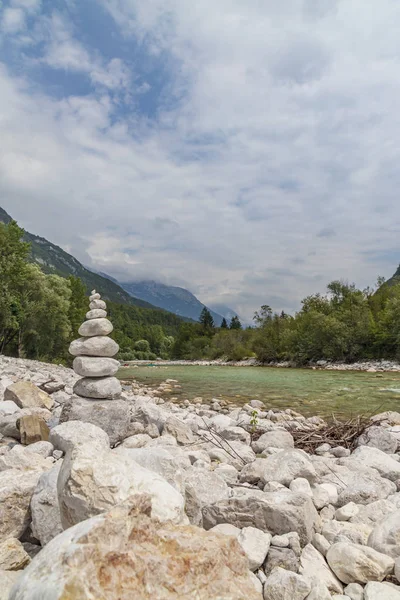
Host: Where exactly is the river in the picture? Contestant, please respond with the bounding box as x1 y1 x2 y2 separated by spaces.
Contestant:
119 365 400 417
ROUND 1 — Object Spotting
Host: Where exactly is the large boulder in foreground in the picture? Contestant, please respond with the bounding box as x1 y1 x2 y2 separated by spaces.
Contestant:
202 488 318 546
9 499 261 600
5 381 54 410
59 397 130 445
53 422 186 529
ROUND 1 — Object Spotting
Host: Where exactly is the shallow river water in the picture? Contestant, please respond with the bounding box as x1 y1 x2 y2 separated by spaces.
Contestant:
119 365 400 417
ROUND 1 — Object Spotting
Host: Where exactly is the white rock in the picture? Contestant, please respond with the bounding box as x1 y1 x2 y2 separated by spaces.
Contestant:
322 520 372 545
0 570 20 600
240 450 316 486
89 299 106 310
0 401 20 415
57 431 186 529
0 444 54 472
312 484 331 509
207 440 256 470
73 376 122 399
21 442 53 460
114 447 189 494
0 469 44 538
251 429 294 454
78 318 113 337
69 336 119 358
342 446 400 482
49 421 110 454
121 434 152 448
364 582 400 599
213 463 239 484
210 523 240 537
327 542 394 584
344 583 364 600
368 509 400 558
299 543 343 594
163 416 195 444
290 478 313 497
312 532 331 557
357 426 398 454
237 527 271 571
263 567 311 600
73 357 120 378
219 426 251 445
306 581 332 600
184 468 230 526
203 488 318 546
31 463 63 546
0 538 30 570
86 309 107 320
131 398 167 432
336 502 360 521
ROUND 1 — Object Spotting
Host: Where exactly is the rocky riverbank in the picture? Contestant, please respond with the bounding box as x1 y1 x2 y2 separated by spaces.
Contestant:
2 354 400 598
123 357 400 372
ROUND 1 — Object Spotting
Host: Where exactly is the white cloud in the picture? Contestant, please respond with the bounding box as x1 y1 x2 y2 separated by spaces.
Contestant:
1 7 26 33
1 1 400 319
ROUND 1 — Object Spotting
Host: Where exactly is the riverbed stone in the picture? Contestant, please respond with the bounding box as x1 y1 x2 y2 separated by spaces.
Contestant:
342 446 400 481
364 582 400 599
0 401 19 416
203 488 318 546
0 468 45 539
5 381 54 410
162 415 195 444
357 426 398 454
264 546 300 575
237 527 271 571
78 318 113 337
240 450 316 486
0 538 30 570
368 509 400 558
336 502 360 521
263 567 311 600
9 500 260 600
72 356 120 378
183 468 230 526
252 429 294 454
327 542 395 584
59 397 130 446
299 542 343 594
344 583 364 600
69 336 119 357
31 463 63 546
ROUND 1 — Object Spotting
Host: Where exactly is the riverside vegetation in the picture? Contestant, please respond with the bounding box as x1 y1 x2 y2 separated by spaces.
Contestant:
2 217 400 367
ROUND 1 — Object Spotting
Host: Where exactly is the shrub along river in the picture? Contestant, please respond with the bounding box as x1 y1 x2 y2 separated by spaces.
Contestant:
119 365 400 418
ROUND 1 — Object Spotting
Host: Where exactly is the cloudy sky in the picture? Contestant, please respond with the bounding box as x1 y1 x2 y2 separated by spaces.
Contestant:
1 0 400 320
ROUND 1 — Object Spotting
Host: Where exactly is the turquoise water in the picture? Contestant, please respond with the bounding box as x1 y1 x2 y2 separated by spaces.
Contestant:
119 365 400 417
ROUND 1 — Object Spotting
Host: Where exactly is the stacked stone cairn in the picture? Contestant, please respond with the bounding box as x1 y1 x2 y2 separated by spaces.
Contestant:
69 290 122 399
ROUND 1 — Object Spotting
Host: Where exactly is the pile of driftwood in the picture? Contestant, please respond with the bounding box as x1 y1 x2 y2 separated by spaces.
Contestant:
291 415 370 453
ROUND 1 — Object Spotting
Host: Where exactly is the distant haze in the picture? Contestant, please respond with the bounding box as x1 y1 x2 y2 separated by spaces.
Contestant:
1 1 400 320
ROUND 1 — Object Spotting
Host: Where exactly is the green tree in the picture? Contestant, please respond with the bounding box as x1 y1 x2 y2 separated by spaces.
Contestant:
229 316 242 330
199 307 214 330
220 317 228 329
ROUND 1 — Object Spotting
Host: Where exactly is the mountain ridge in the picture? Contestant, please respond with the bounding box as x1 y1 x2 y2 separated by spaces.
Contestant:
120 280 226 325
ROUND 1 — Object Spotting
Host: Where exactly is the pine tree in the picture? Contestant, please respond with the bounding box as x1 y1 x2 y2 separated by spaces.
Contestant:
199 307 214 329
220 317 228 329
229 315 242 330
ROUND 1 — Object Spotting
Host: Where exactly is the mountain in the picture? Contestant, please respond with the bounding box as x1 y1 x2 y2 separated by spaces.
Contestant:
209 303 242 325
0 207 161 309
386 264 400 287
120 280 225 325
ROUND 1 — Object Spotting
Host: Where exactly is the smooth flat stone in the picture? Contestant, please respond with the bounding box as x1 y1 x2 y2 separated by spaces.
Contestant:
73 377 122 400
78 319 113 337
89 300 107 310
86 309 107 320
89 293 101 301
73 357 120 378
69 337 119 358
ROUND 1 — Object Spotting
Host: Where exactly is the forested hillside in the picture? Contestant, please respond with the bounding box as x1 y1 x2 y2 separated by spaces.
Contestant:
0 207 157 308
